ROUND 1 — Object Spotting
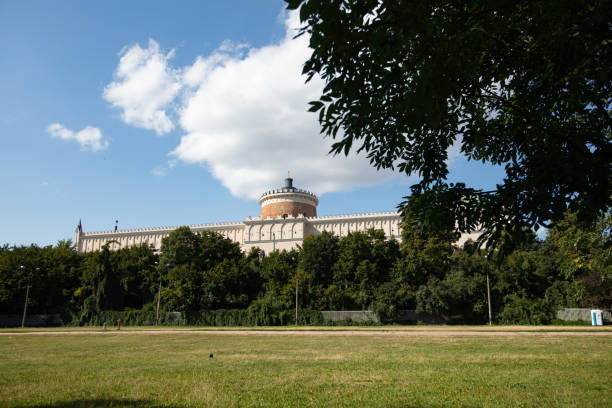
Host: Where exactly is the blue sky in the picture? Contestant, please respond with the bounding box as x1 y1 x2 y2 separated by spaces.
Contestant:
0 1 505 247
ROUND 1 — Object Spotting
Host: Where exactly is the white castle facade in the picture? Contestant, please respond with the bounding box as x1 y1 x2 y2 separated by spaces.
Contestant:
75 178 477 254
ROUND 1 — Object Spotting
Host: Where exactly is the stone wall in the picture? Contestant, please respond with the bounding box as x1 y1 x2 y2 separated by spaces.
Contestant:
0 314 62 327
321 310 379 323
261 201 316 219
77 211 482 255
556 308 611 322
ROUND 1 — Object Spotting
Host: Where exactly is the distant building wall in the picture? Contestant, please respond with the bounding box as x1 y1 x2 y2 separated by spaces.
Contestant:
76 212 404 254
76 210 486 255
75 177 481 254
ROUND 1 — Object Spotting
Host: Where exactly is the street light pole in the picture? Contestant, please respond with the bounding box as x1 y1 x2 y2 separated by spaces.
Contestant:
293 257 298 326
154 261 160 325
486 253 493 326
156 278 162 325
156 263 169 325
20 266 29 328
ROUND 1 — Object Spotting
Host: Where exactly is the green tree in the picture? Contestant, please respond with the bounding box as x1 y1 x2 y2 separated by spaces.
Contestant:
259 249 298 299
250 249 299 320
392 217 451 288
299 231 340 308
73 243 158 323
545 211 611 308
159 227 205 314
0 241 81 316
334 229 400 309
160 227 249 315
160 226 204 269
333 231 372 308
75 244 115 323
287 0 611 241
111 244 158 310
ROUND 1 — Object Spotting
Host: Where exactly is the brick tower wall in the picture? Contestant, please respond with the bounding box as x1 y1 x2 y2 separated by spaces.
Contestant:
261 201 317 219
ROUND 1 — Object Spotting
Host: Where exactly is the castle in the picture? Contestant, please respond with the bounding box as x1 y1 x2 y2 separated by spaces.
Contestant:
75 177 409 254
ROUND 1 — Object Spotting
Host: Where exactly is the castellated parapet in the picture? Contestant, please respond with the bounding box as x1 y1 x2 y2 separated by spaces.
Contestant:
74 177 479 254
259 178 318 219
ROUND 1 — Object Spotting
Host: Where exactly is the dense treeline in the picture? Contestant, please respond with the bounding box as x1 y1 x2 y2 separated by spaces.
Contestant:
0 211 609 325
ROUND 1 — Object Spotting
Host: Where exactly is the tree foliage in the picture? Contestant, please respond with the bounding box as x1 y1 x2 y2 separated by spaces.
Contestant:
286 0 611 241
159 227 255 315
1 212 609 325
0 241 81 315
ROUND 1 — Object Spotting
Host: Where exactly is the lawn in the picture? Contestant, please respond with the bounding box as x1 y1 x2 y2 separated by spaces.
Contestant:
0 330 610 407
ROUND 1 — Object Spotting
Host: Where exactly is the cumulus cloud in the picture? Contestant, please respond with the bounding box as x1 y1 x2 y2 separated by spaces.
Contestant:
106 11 396 199
46 123 108 151
104 39 181 135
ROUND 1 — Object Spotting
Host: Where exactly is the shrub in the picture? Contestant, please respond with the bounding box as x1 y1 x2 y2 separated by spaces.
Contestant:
498 294 554 325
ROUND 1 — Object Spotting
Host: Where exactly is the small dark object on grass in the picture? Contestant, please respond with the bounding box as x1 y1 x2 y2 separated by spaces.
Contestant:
209 354 213 358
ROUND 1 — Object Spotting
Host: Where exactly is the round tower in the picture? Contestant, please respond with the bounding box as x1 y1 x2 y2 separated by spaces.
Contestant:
259 178 318 219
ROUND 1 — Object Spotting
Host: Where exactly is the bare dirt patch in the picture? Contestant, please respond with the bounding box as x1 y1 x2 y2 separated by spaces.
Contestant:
2 329 611 336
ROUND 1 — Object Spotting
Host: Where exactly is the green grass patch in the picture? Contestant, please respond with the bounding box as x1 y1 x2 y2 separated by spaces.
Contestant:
0 332 610 407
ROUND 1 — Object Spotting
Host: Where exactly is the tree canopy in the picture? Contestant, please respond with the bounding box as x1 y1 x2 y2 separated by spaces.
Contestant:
286 0 611 242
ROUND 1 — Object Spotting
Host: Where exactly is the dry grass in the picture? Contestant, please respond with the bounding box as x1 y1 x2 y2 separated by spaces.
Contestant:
2 324 611 333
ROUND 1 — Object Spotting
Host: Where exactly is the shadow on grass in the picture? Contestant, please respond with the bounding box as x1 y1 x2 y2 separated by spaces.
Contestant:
13 399 450 408
15 398 477 408
15 399 186 408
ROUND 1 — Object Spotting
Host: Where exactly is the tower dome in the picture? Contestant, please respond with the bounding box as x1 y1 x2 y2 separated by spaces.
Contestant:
259 177 318 219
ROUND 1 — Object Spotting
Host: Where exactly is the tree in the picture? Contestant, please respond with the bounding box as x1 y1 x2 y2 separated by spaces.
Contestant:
73 243 159 323
0 242 81 316
160 227 249 314
111 244 158 309
287 0 611 241
299 231 340 300
545 211 612 308
392 215 452 289
251 249 299 318
159 226 204 269
259 249 298 298
334 229 400 309
159 227 206 314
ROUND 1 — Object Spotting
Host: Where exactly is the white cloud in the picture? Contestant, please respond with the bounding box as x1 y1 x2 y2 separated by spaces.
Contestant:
106 11 396 199
172 11 395 199
103 39 181 135
151 166 166 177
46 123 108 151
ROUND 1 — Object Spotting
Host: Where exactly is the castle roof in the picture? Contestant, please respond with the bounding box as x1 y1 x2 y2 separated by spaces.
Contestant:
259 177 318 201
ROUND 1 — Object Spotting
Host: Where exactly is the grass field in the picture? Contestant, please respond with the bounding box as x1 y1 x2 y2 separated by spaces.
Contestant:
1 328 611 407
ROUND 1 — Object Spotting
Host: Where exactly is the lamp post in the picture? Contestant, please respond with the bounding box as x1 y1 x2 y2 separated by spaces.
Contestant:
155 262 169 326
153 261 159 325
20 266 29 328
20 266 38 328
293 257 298 326
486 252 493 325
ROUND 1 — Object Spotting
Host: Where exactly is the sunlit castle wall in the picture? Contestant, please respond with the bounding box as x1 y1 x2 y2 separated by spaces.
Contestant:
75 177 474 255
259 178 318 219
